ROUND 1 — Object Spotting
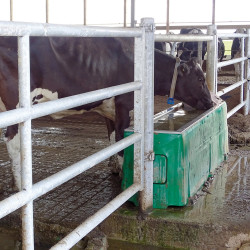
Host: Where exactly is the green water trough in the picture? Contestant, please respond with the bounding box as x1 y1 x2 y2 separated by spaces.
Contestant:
122 101 229 208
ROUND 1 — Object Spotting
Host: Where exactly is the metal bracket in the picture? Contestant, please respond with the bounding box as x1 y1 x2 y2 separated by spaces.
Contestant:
146 151 155 161
140 18 155 32
140 23 155 32
149 24 155 32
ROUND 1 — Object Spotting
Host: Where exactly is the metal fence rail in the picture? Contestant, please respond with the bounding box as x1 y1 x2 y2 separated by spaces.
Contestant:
217 29 250 117
0 19 155 249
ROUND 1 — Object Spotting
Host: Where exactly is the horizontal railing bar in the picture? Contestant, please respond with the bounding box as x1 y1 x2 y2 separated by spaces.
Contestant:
218 33 249 39
156 24 250 31
0 21 142 37
217 57 248 68
155 34 213 42
50 183 141 249
227 101 246 119
217 80 247 96
0 133 141 219
0 81 142 128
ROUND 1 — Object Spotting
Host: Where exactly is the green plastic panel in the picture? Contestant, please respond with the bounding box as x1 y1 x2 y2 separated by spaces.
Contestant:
122 102 228 209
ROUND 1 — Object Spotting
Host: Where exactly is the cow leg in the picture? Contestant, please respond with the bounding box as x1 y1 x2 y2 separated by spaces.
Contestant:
105 117 115 140
113 104 130 177
104 117 121 174
4 124 21 191
234 62 241 82
234 51 241 82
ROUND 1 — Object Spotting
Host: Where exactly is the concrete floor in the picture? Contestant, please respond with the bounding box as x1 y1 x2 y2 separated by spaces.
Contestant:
101 149 250 249
0 113 121 248
0 110 249 249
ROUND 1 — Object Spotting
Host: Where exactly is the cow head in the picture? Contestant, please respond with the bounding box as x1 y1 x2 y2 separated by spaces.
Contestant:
175 57 213 110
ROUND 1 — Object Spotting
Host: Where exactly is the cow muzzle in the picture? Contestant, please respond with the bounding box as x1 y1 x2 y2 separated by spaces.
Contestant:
195 97 214 110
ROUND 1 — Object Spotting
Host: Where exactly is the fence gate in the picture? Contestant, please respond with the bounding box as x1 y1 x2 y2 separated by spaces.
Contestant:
0 18 155 249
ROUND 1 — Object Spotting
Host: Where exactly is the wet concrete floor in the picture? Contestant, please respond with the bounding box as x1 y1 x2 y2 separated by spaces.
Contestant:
0 113 121 248
100 149 250 249
0 104 249 249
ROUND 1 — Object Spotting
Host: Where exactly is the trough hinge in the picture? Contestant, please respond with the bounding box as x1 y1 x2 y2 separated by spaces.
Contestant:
145 151 155 161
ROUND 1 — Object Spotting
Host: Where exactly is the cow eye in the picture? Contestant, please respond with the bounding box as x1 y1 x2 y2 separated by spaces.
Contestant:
199 78 203 82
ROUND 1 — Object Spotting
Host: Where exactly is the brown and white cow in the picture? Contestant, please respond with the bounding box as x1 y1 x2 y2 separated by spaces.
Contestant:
0 37 213 190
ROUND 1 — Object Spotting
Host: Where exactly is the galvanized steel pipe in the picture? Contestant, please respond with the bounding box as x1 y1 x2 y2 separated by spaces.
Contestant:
10 0 13 21
46 0 49 23
244 29 250 115
206 25 217 93
131 0 135 27
139 18 154 213
133 35 145 190
155 34 213 42
217 57 248 68
218 33 249 39
18 35 34 250
217 80 247 97
227 101 246 118
240 38 245 103
0 21 142 37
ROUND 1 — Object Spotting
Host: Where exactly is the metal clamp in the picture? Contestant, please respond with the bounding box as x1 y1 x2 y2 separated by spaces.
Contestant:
146 151 155 161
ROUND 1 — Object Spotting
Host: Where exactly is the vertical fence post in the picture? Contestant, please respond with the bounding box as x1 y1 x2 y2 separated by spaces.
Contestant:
10 0 13 21
18 35 34 250
46 0 49 23
240 37 245 104
131 0 135 27
206 24 217 93
138 17 154 214
134 27 144 193
83 0 87 25
244 29 250 115
198 42 202 66
123 0 127 27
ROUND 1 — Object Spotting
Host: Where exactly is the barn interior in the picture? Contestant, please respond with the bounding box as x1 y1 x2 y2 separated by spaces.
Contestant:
0 1 250 249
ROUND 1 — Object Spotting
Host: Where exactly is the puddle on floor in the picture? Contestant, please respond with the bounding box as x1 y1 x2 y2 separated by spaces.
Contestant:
150 154 250 230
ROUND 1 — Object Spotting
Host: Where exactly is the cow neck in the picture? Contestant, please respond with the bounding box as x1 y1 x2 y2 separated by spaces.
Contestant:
167 57 180 105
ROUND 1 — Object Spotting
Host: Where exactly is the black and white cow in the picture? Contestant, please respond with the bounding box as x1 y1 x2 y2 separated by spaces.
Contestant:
177 28 207 64
177 28 225 64
0 37 213 190
218 38 225 62
231 28 246 81
155 42 166 52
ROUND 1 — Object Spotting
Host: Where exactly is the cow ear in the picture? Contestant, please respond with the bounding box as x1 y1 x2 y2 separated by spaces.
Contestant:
178 63 190 76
